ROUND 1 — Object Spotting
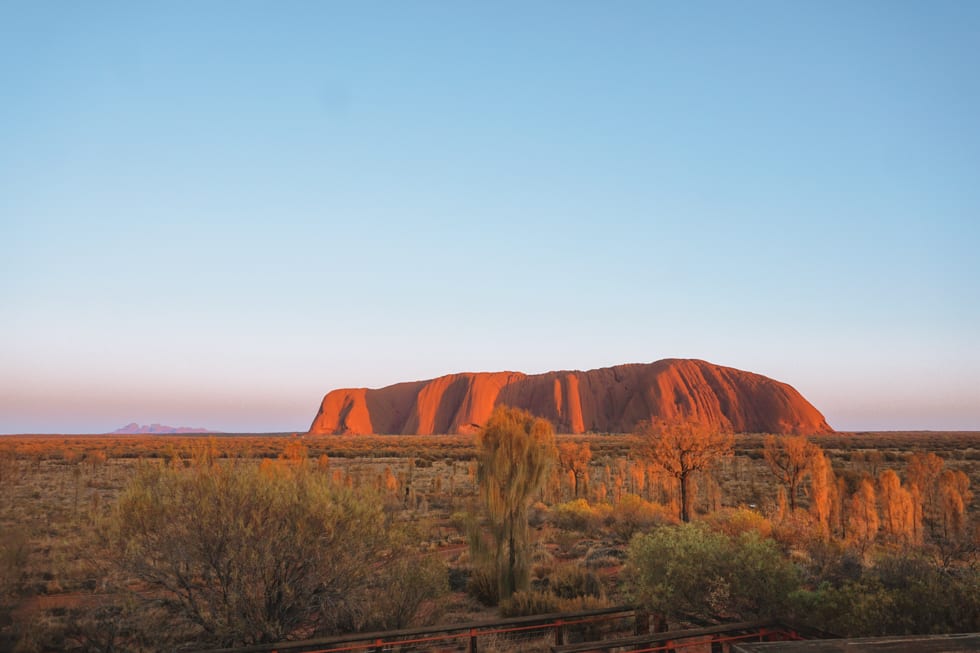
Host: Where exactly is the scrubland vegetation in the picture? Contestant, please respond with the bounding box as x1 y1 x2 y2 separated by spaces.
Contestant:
1 426 978 651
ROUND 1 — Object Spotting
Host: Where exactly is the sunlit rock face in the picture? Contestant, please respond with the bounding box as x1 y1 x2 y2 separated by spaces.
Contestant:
308 359 833 436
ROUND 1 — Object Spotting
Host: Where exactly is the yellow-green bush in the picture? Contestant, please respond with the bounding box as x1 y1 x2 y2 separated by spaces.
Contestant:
553 498 609 534
108 461 447 647
627 523 800 623
608 494 678 540
705 507 773 539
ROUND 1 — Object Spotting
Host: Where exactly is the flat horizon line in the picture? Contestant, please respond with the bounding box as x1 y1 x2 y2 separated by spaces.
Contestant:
3 429 980 438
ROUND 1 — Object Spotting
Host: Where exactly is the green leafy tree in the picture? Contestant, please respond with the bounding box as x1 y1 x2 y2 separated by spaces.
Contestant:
627 522 800 626
475 405 557 601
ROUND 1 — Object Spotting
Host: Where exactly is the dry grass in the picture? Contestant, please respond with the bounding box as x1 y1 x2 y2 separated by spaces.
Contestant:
1 430 978 650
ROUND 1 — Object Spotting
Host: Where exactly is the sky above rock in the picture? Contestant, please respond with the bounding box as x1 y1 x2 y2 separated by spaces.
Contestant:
2 2 978 433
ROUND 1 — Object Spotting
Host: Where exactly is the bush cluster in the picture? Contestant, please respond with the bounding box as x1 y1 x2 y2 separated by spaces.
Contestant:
108 461 447 647
552 495 677 540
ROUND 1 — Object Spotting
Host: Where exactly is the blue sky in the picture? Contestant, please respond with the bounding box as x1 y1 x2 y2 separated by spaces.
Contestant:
2 1 978 433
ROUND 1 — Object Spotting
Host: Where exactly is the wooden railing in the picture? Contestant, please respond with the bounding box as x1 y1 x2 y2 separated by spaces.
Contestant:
551 619 838 653
198 605 640 653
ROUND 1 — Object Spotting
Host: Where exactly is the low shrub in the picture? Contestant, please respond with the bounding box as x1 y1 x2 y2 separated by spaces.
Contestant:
498 590 561 617
626 523 801 623
771 509 824 551
553 499 610 535
789 554 980 636
467 565 499 607
499 590 614 617
705 507 773 539
548 563 603 599
608 494 678 540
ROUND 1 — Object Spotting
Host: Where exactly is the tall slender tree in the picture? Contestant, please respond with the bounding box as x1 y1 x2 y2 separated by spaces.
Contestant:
809 450 835 539
848 478 879 552
763 435 820 511
878 469 916 544
907 452 945 531
476 405 557 600
939 469 972 542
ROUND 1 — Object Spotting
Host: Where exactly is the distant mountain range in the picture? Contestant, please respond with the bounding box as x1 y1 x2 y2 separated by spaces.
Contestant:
309 358 833 436
110 423 218 435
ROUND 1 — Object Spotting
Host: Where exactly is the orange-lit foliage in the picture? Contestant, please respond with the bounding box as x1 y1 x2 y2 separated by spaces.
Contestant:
808 450 835 539
878 469 917 544
903 452 974 546
907 452 945 491
939 469 972 541
763 435 820 511
609 494 678 540
834 476 849 539
630 463 646 497
383 466 399 495
281 440 308 466
878 469 918 543
593 481 608 504
557 441 592 499
907 452 945 528
86 449 107 470
705 507 773 539
848 478 880 551
635 420 734 522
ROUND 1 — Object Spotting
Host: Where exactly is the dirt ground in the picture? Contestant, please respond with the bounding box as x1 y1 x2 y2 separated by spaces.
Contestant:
1 431 977 649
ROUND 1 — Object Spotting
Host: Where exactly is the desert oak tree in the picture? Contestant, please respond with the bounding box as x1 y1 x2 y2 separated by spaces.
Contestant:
636 420 734 523
763 435 821 511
